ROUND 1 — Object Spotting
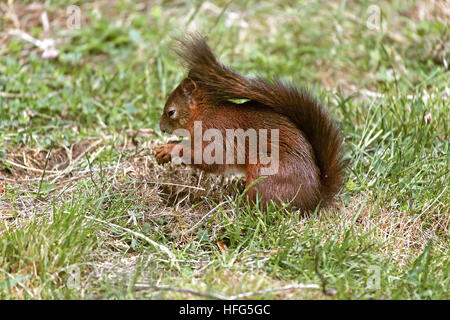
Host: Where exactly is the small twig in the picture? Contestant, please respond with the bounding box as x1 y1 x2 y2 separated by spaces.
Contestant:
40 11 50 33
85 216 178 269
4 159 59 174
177 201 225 236
0 92 36 99
142 180 206 191
228 284 321 299
8 29 43 48
134 284 228 300
7 0 20 29
8 29 58 59
130 283 321 300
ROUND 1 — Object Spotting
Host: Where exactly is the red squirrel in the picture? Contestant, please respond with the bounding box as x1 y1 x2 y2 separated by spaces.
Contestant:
156 35 344 211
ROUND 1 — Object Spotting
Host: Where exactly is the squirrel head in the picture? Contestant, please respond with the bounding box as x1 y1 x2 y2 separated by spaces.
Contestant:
159 77 199 134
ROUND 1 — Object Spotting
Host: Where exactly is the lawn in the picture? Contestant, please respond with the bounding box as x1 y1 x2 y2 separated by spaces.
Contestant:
0 0 448 299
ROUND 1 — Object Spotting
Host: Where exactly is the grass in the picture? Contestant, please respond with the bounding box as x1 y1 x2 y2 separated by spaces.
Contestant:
0 0 448 299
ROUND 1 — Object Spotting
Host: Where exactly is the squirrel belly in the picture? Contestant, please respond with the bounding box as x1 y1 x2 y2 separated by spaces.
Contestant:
156 34 344 211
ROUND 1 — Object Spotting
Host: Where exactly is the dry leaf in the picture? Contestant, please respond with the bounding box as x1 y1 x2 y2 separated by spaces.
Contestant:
216 239 228 253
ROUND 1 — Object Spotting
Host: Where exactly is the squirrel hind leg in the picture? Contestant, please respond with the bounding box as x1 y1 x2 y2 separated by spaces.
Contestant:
245 161 321 212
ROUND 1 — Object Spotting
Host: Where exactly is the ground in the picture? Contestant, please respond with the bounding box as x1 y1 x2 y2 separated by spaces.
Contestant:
0 0 448 299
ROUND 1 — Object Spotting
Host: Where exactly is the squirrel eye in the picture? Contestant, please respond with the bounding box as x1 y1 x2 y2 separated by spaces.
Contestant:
167 110 176 118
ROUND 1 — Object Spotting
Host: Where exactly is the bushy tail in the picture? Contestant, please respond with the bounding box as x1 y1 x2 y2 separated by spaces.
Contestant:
175 34 344 204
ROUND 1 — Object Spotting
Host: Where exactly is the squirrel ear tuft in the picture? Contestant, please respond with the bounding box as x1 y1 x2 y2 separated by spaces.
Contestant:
181 77 197 96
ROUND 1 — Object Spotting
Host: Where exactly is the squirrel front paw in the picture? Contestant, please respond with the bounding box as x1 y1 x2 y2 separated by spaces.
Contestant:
155 143 176 164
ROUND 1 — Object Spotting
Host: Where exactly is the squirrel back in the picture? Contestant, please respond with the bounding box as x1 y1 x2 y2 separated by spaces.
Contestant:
173 35 344 206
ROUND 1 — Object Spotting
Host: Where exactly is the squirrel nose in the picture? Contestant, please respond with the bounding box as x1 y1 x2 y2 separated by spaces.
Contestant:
159 120 170 133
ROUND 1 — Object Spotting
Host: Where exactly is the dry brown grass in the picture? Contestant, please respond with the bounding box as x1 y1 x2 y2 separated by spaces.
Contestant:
323 198 449 266
2 131 446 270
0 131 243 242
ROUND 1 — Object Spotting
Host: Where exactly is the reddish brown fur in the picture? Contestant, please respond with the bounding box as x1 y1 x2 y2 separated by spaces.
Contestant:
156 34 344 211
